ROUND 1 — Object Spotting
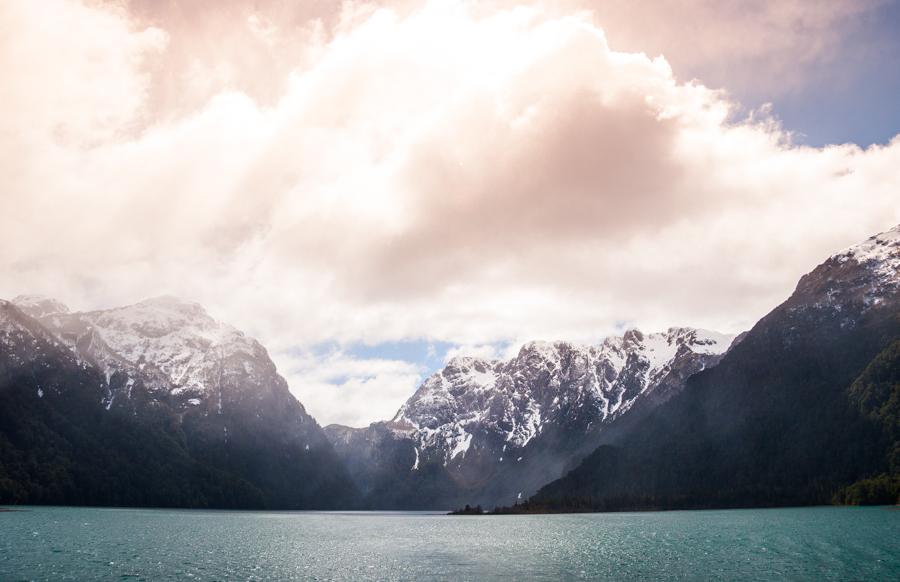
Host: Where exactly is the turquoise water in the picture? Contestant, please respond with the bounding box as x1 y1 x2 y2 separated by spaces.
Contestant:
0 506 897 581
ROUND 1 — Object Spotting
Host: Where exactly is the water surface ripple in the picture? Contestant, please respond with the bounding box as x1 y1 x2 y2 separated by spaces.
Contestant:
1 506 897 581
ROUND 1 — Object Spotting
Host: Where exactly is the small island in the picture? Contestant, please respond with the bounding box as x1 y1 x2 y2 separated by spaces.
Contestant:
448 504 486 515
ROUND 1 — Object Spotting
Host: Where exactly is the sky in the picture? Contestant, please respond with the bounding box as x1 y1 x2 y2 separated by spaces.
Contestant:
2 0 900 427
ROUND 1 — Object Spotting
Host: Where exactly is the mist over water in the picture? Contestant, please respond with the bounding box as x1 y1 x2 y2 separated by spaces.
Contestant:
1 506 897 581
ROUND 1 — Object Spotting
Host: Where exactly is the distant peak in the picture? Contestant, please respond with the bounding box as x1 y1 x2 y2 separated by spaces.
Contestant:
517 340 562 360
664 326 691 336
446 354 490 367
622 328 644 343
11 294 70 318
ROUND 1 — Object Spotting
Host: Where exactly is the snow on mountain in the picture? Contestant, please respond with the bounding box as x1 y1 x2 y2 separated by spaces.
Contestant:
832 224 900 301
0 299 22 331
325 325 737 508
836 224 900 267
13 295 303 417
1 296 358 508
2 299 70 350
0 299 88 401
11 295 70 318
526 225 900 513
390 327 735 466
789 224 900 321
77 296 268 399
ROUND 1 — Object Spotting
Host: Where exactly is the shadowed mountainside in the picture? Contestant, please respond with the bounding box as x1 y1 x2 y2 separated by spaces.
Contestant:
503 226 900 512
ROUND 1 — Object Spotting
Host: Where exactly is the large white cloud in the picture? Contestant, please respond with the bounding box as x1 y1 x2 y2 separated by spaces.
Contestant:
1 0 898 426
277 349 423 428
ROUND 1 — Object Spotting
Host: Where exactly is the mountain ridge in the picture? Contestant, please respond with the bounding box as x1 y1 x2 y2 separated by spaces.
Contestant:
325 326 737 509
502 223 900 512
0 296 357 509
4 224 897 511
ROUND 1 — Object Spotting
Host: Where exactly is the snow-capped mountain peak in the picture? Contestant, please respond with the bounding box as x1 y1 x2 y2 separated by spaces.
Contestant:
10 295 286 413
0 296 357 508
79 297 266 398
834 224 900 281
329 325 738 508
11 294 70 318
797 224 900 313
391 327 736 465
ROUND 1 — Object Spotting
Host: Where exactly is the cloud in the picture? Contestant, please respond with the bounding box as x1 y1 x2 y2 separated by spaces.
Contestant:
443 344 506 363
547 0 887 96
277 349 423 428
117 0 888 107
1 0 899 425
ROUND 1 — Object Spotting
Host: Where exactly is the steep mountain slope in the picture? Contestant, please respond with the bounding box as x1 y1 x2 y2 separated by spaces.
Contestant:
0 299 265 507
522 225 900 512
326 328 735 509
0 297 357 509
832 339 900 505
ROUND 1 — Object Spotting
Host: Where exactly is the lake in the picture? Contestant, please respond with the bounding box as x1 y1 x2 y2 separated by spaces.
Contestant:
1 506 897 581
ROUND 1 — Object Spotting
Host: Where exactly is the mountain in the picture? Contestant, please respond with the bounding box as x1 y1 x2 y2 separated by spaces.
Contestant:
11 294 71 319
8 224 896 512
517 225 900 512
325 328 736 509
0 296 357 509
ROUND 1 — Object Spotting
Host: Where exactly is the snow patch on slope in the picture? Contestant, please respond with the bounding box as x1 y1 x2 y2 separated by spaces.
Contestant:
11 295 70 318
395 327 736 467
80 296 262 397
836 224 900 282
